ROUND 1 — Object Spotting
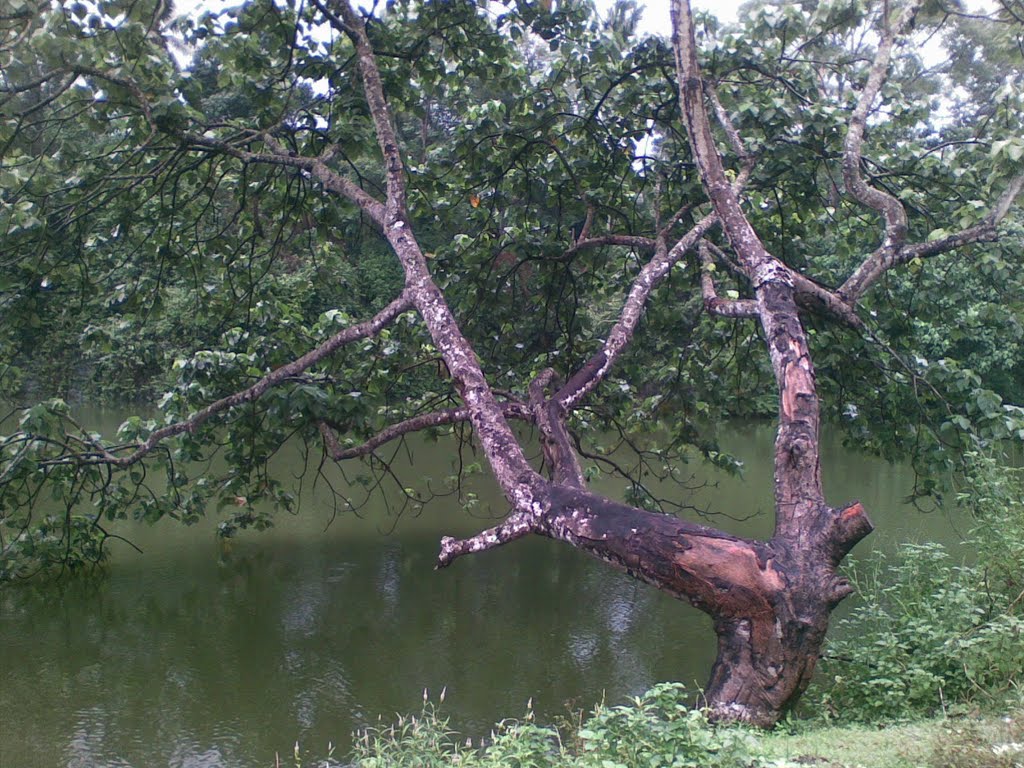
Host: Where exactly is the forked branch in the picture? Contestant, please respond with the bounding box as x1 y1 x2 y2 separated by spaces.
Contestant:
841 171 1024 300
840 1 923 256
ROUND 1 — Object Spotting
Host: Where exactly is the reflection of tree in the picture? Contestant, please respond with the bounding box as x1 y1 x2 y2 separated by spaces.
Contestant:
1 532 718 763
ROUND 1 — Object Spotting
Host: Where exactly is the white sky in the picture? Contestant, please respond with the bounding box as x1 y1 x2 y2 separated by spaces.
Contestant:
172 0 743 33
637 0 741 33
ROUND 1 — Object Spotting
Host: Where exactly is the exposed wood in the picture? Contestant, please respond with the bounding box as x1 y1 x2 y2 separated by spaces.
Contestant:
669 0 875 722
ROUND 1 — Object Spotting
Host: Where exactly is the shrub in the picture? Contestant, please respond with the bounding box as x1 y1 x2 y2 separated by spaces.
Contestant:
574 683 763 768
349 684 767 768
811 454 1024 722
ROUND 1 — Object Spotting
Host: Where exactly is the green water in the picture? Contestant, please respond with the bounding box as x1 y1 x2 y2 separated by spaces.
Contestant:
0 414 962 767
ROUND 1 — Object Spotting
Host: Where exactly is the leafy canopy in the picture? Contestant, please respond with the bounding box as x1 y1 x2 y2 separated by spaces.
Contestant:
0 0 1022 579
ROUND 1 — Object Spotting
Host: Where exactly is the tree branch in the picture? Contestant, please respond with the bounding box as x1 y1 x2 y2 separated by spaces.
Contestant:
699 243 759 318
50 292 413 468
841 170 1024 300
556 212 720 411
327 0 543 505
331 0 408 221
529 369 585 488
437 510 537 568
178 130 387 226
317 401 533 461
563 233 657 257
672 0 827 523
837 1 923 300
33 63 389 226
707 82 752 166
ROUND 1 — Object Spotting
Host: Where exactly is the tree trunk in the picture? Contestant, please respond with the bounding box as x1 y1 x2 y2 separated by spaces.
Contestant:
706 607 828 727
704 511 872 726
532 486 873 726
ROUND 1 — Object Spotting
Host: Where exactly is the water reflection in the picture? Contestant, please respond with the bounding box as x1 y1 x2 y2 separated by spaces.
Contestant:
0 421 963 767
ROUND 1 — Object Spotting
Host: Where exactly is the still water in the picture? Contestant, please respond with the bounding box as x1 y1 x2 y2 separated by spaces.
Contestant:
0 413 962 767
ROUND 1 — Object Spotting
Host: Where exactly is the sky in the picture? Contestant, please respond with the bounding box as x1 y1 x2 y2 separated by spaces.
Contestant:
171 0 744 32
636 0 741 32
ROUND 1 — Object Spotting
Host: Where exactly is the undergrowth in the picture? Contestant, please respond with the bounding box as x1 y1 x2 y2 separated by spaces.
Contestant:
350 683 763 768
810 453 1024 722
289 689 1023 768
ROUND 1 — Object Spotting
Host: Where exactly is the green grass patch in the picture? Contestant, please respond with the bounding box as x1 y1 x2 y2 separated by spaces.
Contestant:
760 707 1024 768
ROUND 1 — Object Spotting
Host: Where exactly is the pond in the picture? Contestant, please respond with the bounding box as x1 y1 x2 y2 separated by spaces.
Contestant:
0 411 964 767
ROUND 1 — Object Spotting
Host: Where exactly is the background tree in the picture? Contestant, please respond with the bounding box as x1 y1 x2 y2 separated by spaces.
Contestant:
1 0 1022 725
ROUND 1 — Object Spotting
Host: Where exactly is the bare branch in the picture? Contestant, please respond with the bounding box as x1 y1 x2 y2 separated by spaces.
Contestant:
437 510 537 568
576 204 595 243
993 172 1024 223
556 212 720 411
179 131 387 226
16 62 388 225
707 83 751 165
671 0 773 275
791 271 865 329
699 243 758 318
841 170 1024 299
658 200 698 239
838 1 923 298
563 233 656 257
331 0 408 219
73 64 158 134
556 160 754 412
324 0 542 501
318 401 532 461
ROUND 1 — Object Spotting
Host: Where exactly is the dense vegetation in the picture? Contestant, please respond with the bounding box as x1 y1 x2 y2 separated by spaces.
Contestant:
2 0 1022 728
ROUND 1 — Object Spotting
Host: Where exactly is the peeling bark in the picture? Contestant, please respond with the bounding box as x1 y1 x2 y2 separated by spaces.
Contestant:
666 0 876 722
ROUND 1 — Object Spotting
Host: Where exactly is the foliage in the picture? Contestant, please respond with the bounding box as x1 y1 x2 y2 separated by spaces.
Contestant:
572 683 763 767
345 685 1024 767
350 683 766 768
811 456 1024 722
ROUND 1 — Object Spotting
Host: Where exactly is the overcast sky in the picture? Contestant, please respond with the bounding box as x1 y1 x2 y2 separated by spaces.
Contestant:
635 0 741 33
172 0 744 33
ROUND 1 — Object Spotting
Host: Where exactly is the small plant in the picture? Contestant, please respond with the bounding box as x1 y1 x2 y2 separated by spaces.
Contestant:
348 683 767 767
575 682 763 767
352 704 478 767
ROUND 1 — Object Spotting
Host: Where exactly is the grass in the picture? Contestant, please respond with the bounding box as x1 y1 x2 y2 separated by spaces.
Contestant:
759 706 1024 768
761 719 945 767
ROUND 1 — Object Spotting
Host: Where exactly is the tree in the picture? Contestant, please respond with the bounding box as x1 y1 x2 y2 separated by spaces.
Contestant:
1 0 1022 726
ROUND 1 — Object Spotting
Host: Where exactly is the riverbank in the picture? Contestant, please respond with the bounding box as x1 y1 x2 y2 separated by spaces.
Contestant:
338 696 1024 768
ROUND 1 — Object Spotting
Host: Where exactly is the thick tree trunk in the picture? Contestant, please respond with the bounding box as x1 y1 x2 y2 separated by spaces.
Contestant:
530 486 873 726
704 505 872 725
706 606 828 727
